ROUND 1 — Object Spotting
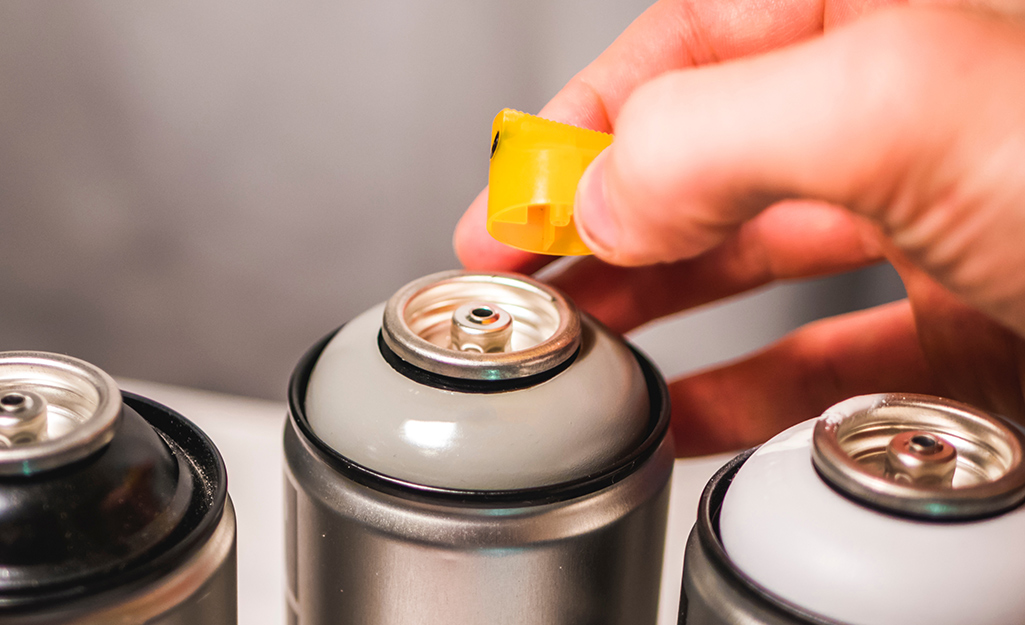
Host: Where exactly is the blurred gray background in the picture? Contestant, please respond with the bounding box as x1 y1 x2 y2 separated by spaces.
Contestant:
0 0 904 400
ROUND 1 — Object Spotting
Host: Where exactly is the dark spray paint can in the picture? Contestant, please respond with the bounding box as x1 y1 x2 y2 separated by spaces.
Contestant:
0 351 237 624
285 271 674 625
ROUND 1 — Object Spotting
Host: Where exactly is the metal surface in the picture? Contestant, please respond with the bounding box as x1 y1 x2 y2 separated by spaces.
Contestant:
885 431 957 486
0 390 48 445
285 420 674 625
450 301 514 353
382 270 580 380
125 498 237 625
812 393 1025 519
0 352 121 475
3 499 237 625
682 530 807 625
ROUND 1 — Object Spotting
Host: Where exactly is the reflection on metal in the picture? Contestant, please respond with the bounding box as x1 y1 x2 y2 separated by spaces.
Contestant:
812 394 1025 519
885 430 957 487
0 390 48 446
382 271 580 380
76 500 238 625
0 352 121 475
450 302 514 353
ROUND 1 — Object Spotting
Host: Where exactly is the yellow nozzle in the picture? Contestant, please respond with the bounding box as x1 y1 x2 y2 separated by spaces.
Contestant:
486 109 612 256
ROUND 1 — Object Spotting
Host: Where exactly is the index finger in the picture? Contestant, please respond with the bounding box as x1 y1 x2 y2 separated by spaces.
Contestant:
455 0 829 271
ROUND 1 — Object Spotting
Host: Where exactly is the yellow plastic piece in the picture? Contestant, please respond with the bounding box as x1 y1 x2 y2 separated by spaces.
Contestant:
487 109 613 255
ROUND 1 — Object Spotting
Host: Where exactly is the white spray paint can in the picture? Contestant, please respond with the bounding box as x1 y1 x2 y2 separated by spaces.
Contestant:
680 393 1025 625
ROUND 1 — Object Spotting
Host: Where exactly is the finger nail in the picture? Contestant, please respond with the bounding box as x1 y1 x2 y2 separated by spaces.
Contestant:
574 149 619 254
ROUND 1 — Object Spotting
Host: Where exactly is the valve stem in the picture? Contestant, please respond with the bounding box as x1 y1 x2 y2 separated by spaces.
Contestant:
0 390 48 446
451 302 514 353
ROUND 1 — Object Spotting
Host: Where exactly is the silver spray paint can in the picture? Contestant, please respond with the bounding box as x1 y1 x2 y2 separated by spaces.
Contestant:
284 270 674 625
0 351 237 624
680 393 1025 625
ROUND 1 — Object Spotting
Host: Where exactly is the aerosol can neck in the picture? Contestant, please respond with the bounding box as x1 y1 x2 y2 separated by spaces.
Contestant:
811 394 1025 519
381 270 581 381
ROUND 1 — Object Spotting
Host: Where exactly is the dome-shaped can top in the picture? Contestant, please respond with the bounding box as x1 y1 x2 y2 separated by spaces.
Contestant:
719 394 1025 625
302 271 656 492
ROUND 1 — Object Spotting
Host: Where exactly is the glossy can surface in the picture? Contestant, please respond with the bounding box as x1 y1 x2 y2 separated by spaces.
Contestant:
285 271 674 625
679 450 838 625
0 352 237 625
679 394 1025 625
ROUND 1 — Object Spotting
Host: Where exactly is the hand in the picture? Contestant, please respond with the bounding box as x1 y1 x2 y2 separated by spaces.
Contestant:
454 0 1025 455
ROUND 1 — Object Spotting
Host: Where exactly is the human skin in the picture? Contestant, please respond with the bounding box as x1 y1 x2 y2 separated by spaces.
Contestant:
453 0 1025 455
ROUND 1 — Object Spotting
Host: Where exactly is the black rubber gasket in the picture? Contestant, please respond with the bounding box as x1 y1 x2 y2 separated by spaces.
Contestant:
377 330 579 394
122 392 229 576
0 393 228 612
288 325 671 506
690 449 841 625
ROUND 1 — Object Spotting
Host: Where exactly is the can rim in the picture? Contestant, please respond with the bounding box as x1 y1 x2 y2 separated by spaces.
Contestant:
0 352 121 475
811 394 1025 520
288 323 670 504
381 271 581 380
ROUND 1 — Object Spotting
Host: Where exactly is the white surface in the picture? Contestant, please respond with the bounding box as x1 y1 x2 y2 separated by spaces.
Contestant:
306 303 649 490
721 419 1025 625
119 378 732 625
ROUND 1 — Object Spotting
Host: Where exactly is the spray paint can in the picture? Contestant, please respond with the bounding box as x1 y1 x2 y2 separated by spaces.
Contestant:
679 393 1025 625
284 270 674 625
0 351 237 624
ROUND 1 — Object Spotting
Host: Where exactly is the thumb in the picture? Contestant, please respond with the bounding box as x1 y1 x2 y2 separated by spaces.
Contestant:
573 6 1025 335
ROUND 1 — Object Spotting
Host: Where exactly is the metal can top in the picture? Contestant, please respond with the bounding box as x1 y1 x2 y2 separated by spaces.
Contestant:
0 351 121 475
304 271 654 492
812 393 1025 519
382 270 581 381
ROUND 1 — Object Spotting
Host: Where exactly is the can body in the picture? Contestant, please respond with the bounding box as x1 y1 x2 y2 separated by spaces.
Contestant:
4 498 237 625
284 272 673 625
285 422 671 625
0 353 237 625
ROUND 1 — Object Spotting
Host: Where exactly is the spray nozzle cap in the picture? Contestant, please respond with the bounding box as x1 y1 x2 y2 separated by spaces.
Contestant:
486 109 613 256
